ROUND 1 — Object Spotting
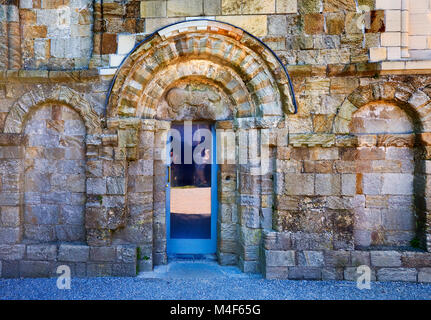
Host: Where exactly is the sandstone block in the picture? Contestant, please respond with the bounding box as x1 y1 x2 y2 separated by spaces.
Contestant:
344 266 376 281
167 0 203 16
341 174 356 195
324 250 351 267
140 0 167 18
117 34 135 55
377 268 417 282
277 0 297 13
371 251 402 267
204 0 221 14
220 223 237 241
322 267 344 280
265 266 289 279
106 177 126 195
218 252 237 265
381 174 413 195
351 251 371 267
24 225 56 242
113 263 137 276
265 250 295 267
304 13 324 34
268 15 287 35
26 244 57 261
297 251 324 267
288 266 321 280
401 252 431 268
418 268 431 283
86 178 106 195
217 15 267 37
19 261 52 278
0 227 20 244
1 261 19 278
0 244 25 260
315 174 341 195
284 173 314 195
90 246 117 262
58 244 90 262
87 263 112 277
117 245 137 263
326 12 345 34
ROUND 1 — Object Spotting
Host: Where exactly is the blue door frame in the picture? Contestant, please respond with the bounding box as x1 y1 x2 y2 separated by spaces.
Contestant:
166 124 218 254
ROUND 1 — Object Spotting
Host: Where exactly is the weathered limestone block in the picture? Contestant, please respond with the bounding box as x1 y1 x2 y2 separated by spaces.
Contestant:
418 268 431 283
24 225 56 242
297 251 324 267
322 267 344 280
371 251 402 267
106 177 126 195
377 268 417 282
265 250 295 267
90 246 116 262
167 0 203 16
0 244 25 260
288 266 321 280
265 266 289 279
116 245 137 263
284 173 314 195
216 15 267 37
315 174 341 195
86 178 106 195
324 250 351 267
351 251 370 267
86 263 112 277
58 244 90 262
220 223 237 241
218 252 237 266
112 263 136 276
26 244 57 261
140 1 166 18
289 134 335 147
1 261 20 278
401 253 431 268
344 267 376 281
19 261 52 278
0 227 21 244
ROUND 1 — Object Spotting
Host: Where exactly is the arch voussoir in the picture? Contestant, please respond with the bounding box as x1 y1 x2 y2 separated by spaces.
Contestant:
107 20 296 120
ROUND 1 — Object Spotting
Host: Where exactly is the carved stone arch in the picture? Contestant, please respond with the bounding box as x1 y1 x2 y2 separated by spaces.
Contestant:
106 20 296 120
139 59 254 119
4 85 101 134
333 81 431 134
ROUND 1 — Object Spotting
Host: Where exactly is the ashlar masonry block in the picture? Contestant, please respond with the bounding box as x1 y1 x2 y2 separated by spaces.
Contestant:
117 34 136 55
376 0 401 10
276 0 297 13
381 32 401 46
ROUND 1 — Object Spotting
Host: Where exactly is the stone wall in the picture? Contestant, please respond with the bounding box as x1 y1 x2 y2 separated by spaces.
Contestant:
263 234 431 282
0 1 431 282
0 243 137 278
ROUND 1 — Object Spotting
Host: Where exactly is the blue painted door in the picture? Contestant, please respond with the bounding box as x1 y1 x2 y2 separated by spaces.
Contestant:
166 122 217 254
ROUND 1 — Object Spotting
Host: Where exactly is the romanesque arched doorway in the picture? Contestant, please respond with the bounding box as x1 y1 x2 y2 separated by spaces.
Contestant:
104 20 296 272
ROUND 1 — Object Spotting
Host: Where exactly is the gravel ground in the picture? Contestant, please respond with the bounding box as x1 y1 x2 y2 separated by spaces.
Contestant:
1 277 431 300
